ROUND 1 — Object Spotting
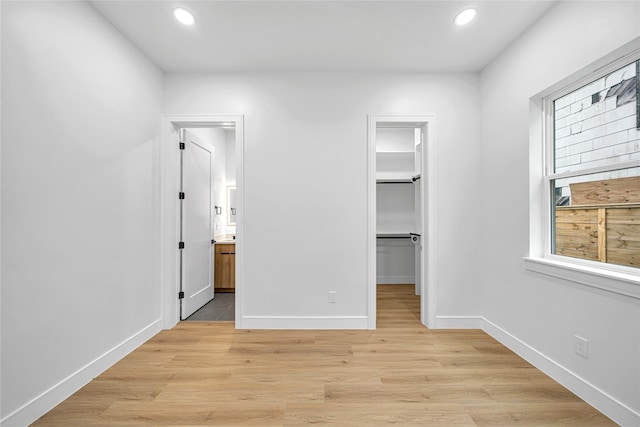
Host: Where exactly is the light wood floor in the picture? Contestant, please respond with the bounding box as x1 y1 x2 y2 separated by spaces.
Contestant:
33 284 615 426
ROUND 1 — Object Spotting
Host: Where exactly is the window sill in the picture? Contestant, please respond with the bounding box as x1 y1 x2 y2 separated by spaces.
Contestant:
524 257 640 299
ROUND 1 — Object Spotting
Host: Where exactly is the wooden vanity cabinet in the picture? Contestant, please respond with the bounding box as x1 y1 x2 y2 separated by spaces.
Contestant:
214 243 235 291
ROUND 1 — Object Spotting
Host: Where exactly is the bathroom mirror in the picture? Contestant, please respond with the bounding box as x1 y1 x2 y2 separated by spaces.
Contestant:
227 186 236 226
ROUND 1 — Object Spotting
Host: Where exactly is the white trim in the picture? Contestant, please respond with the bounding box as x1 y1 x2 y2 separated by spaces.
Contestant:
367 118 377 329
0 320 162 427
529 96 547 259
424 120 436 329
547 160 640 181
233 120 245 329
160 115 244 330
435 315 484 329
482 317 640 427
367 115 436 330
240 316 369 330
524 257 640 299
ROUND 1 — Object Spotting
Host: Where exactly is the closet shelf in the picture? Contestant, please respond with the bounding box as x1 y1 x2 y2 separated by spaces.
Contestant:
376 150 415 155
377 178 413 184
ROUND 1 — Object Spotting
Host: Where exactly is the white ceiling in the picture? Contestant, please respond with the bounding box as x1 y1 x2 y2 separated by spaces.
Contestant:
91 0 557 73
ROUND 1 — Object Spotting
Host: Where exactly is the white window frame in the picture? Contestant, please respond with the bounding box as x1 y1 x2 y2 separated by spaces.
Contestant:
525 39 640 299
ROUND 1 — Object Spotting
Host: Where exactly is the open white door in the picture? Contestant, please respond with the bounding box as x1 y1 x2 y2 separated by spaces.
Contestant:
180 129 215 319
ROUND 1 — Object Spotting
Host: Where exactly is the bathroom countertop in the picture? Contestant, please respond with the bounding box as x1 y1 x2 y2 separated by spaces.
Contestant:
215 236 236 244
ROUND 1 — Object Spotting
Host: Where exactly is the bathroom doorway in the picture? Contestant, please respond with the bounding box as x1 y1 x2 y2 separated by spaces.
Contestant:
178 126 237 321
160 115 244 329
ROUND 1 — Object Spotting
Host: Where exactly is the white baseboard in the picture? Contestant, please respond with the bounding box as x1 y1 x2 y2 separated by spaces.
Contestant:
1 319 163 427
482 317 640 427
376 276 415 284
435 315 484 329
240 316 369 329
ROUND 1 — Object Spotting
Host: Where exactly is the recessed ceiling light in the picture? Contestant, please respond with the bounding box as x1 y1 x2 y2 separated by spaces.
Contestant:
454 8 477 26
173 8 196 26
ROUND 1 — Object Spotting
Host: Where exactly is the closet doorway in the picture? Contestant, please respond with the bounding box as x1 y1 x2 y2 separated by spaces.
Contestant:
367 115 435 329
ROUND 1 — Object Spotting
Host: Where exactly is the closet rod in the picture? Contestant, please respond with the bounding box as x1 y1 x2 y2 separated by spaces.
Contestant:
376 176 420 184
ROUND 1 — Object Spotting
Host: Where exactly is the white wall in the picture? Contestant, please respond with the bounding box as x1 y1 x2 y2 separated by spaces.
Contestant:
376 239 415 284
376 127 415 152
376 184 415 233
479 1 640 424
0 2 163 424
164 72 482 325
226 129 237 187
225 129 237 234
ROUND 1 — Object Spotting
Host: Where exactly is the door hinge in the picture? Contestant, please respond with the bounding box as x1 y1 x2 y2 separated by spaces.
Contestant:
179 192 185 199
179 142 185 150
178 291 185 299
178 241 185 249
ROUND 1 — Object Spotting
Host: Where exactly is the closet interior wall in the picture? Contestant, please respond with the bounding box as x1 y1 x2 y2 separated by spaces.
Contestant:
376 126 422 294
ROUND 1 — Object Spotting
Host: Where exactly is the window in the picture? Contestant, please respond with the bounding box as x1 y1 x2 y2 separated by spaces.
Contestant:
545 57 640 271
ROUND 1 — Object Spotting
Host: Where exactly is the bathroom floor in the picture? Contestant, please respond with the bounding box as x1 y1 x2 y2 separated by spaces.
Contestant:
185 292 235 321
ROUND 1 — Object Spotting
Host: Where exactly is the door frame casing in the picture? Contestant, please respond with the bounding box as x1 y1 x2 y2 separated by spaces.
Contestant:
160 115 244 329
367 115 436 329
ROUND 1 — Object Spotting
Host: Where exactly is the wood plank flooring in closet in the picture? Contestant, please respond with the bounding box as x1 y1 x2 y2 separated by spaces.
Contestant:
33 284 615 426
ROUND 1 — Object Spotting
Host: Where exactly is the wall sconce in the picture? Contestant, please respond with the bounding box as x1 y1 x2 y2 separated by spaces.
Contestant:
214 206 222 215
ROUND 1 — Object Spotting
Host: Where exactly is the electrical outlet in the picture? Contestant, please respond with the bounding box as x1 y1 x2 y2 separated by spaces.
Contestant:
328 291 337 304
574 335 589 358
